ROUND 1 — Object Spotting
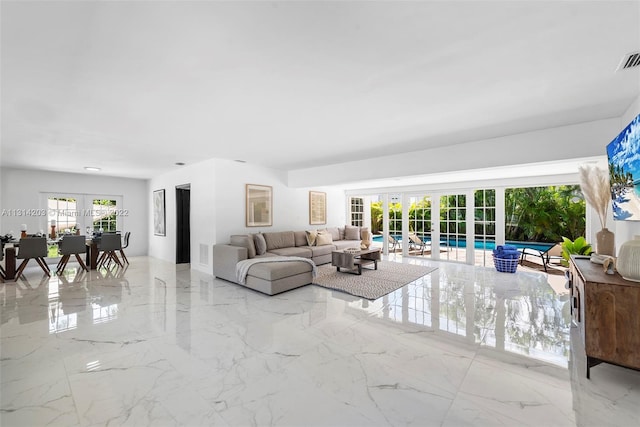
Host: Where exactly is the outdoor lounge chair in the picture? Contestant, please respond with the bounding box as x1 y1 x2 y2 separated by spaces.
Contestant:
388 235 400 252
519 242 562 272
408 233 427 255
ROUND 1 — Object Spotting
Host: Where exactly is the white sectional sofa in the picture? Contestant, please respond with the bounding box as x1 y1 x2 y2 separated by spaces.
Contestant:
213 226 369 295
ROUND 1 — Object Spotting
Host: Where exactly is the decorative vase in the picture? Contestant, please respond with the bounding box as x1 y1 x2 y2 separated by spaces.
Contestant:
361 230 372 249
596 227 615 256
616 235 640 282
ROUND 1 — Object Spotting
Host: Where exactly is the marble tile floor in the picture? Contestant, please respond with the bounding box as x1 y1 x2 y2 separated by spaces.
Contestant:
1 256 639 426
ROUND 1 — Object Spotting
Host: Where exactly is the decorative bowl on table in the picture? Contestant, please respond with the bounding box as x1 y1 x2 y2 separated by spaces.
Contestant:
344 247 361 254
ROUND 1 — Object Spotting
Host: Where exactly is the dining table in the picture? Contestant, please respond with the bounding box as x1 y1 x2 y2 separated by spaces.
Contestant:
85 239 100 270
1 236 99 281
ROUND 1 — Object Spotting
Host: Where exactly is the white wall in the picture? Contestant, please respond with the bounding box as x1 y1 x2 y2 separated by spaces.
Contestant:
0 167 148 256
288 118 619 188
612 95 640 250
148 158 346 274
148 159 216 274
213 159 346 242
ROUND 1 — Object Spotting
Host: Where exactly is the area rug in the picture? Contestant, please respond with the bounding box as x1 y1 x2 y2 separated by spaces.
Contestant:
312 261 437 300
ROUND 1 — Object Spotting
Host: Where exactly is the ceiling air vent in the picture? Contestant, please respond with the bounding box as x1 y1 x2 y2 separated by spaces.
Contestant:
616 51 640 71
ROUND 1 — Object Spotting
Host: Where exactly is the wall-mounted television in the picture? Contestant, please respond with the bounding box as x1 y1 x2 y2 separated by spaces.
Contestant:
607 113 640 221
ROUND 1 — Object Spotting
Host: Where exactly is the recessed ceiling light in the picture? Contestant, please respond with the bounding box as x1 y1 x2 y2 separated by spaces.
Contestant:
175 162 185 166
234 160 246 163
84 166 101 172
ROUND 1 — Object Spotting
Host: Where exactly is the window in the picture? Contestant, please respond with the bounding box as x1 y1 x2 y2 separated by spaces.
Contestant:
92 199 118 232
48 197 79 233
42 193 123 245
350 197 364 227
505 185 585 242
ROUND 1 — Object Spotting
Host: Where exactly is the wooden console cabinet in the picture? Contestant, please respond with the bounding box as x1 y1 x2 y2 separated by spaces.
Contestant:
569 256 640 378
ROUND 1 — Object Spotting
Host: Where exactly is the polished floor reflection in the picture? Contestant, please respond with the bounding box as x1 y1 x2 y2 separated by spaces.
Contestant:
1 256 639 426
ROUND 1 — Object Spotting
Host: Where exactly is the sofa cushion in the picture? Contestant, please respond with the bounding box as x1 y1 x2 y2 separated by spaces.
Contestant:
344 225 360 240
316 231 333 246
305 230 318 246
338 227 345 240
326 227 340 241
247 260 313 281
269 247 312 258
230 235 256 259
263 231 295 250
253 233 267 255
294 231 308 247
254 252 278 259
310 244 334 257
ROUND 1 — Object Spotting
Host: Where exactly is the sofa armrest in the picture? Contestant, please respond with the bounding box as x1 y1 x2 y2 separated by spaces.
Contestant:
213 244 248 283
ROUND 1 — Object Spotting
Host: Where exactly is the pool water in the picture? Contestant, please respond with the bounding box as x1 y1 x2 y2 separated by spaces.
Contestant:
372 235 554 251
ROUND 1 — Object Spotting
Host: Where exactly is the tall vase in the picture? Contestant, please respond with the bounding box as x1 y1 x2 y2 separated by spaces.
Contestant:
596 227 615 256
361 229 372 249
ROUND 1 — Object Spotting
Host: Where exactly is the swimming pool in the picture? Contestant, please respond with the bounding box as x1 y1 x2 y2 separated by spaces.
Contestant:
372 235 554 252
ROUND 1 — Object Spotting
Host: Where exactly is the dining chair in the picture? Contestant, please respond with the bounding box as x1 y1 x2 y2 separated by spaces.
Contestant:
97 233 123 269
56 235 89 275
119 231 130 264
15 236 50 277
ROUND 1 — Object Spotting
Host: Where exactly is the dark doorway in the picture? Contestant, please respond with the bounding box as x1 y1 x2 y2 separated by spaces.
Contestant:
176 184 191 264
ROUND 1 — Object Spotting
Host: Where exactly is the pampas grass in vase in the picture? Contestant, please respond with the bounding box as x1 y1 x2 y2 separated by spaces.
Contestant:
578 165 615 256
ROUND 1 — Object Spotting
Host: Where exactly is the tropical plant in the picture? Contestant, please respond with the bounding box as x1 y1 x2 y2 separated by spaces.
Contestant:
560 236 593 266
505 185 585 242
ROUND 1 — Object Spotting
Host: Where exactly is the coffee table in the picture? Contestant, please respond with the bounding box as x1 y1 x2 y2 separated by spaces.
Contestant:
331 247 381 275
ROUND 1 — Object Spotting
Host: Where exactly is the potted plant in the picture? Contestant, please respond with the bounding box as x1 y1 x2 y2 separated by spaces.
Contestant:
561 236 593 266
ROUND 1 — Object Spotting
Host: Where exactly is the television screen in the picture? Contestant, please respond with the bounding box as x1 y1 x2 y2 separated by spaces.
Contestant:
607 113 640 221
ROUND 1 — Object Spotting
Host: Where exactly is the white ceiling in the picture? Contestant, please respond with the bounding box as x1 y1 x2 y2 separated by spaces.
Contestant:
1 1 639 182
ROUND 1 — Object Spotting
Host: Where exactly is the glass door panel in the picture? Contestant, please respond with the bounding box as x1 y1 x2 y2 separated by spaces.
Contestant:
407 195 432 257
474 189 496 267
439 194 467 262
388 197 403 253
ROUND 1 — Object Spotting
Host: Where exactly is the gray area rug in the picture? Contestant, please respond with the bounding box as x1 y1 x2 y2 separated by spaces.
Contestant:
313 261 437 300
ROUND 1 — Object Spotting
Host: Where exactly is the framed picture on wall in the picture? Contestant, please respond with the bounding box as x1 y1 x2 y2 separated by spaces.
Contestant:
246 184 272 227
309 191 326 225
153 189 166 236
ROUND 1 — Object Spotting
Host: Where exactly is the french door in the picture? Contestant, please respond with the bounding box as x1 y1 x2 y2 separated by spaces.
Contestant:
41 193 123 260
405 191 473 263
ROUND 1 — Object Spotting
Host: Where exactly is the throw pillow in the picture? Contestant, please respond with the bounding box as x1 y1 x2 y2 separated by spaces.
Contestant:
294 231 308 247
326 227 340 241
344 225 360 240
305 230 318 246
230 235 256 259
316 231 333 246
254 233 267 255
